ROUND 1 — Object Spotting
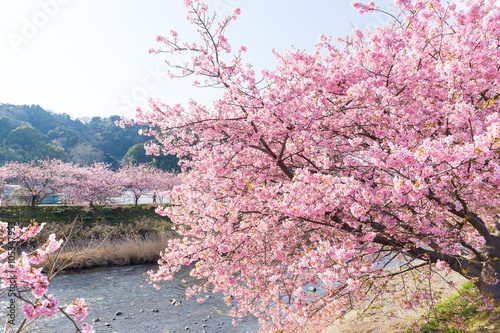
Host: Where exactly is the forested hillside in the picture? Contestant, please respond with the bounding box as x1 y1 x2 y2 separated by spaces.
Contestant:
0 104 179 171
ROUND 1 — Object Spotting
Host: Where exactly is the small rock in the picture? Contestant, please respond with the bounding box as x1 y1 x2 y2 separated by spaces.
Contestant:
202 324 207 328
115 311 123 316
104 323 111 327
125 316 133 319
139 309 144 313
111 317 116 321
184 326 189 330
151 309 160 313
92 318 100 323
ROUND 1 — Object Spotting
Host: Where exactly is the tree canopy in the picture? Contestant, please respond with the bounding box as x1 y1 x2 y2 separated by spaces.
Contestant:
117 0 500 331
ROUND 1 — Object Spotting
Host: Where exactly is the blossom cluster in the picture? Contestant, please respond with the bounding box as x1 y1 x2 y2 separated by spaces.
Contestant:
0 221 93 332
123 0 500 331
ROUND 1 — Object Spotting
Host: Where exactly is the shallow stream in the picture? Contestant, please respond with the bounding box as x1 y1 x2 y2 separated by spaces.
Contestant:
28 264 260 332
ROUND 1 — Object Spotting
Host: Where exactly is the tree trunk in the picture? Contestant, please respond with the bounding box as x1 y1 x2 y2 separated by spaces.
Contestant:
30 195 36 209
476 244 500 302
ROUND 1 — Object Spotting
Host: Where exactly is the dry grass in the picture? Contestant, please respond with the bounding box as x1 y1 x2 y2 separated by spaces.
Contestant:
44 231 176 271
29 217 177 273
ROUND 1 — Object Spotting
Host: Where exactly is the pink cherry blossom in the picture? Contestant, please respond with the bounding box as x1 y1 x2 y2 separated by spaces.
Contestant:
66 298 89 321
1 221 91 332
118 0 500 331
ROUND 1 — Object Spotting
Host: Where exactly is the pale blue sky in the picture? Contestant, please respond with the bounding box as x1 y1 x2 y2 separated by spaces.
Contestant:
0 0 391 119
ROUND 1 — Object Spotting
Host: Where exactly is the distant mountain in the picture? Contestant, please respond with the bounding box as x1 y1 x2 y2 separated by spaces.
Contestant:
0 103 178 170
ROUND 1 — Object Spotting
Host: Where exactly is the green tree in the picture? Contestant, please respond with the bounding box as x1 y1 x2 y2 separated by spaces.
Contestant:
0 117 15 138
5 126 69 162
123 143 180 172
7 126 44 148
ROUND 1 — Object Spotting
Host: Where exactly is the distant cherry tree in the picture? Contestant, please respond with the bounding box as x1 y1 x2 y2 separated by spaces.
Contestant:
0 160 73 208
116 164 179 206
69 163 122 208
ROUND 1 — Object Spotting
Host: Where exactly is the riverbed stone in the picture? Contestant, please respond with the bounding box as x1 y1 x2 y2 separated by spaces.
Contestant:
104 323 111 327
151 309 160 312
115 311 123 316
92 318 100 323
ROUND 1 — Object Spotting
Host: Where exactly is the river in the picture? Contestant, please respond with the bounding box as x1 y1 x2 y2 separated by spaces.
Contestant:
22 264 260 332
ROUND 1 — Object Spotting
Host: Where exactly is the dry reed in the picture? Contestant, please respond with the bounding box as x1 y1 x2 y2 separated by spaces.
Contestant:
44 231 176 271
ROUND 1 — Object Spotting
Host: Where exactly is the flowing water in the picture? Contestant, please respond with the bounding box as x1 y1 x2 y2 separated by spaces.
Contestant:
19 264 260 332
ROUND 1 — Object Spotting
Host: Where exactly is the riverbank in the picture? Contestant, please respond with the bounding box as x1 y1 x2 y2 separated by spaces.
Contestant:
324 268 468 333
324 267 500 333
0 204 169 227
45 231 176 270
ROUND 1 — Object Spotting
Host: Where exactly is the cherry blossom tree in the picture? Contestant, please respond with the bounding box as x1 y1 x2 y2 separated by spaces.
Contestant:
116 164 178 206
0 160 74 208
0 172 9 205
69 163 122 208
151 168 181 204
119 0 500 331
0 220 93 332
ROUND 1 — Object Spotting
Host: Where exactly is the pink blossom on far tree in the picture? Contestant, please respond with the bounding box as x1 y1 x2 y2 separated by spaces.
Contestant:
69 163 122 208
116 164 179 206
123 0 500 331
0 160 74 208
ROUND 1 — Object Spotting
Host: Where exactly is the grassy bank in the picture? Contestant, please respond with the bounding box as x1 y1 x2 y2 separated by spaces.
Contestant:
0 204 168 227
0 204 176 271
409 282 500 332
